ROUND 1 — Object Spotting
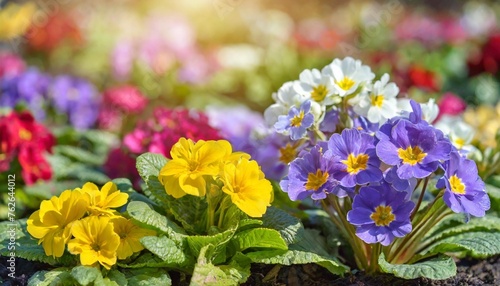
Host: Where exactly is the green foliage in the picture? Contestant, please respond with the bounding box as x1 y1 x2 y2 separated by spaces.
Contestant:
426 231 500 258
28 269 73 286
231 228 287 252
378 253 456 280
123 268 172 285
261 206 303 245
140 236 193 271
136 152 168 183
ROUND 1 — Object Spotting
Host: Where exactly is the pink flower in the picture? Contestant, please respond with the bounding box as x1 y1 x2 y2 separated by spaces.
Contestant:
437 92 467 121
0 53 25 78
103 85 148 113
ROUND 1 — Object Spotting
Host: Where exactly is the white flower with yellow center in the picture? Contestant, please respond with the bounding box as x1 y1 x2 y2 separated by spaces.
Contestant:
352 74 399 124
435 115 476 153
264 81 322 127
294 68 339 106
397 98 439 123
324 57 375 97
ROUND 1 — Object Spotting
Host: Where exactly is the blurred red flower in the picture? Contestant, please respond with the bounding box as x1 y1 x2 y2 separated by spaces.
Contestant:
468 33 500 76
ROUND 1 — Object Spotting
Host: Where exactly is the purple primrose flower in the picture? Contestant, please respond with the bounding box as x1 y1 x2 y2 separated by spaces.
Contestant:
275 100 315 141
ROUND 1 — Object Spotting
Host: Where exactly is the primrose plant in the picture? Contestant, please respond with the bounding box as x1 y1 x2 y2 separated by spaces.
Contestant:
265 57 500 279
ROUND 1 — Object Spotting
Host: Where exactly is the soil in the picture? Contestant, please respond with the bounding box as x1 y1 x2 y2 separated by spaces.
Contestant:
2 255 500 285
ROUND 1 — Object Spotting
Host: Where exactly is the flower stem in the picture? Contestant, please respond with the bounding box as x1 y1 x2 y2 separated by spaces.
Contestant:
368 243 381 273
410 177 429 221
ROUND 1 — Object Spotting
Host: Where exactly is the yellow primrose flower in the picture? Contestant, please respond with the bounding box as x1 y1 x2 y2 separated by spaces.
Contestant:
0 3 36 39
68 216 120 270
111 217 156 260
27 189 88 258
220 158 272 217
159 138 231 198
81 182 129 217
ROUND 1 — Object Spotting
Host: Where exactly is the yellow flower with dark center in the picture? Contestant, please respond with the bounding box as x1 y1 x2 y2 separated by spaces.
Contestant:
370 205 395 226
449 175 466 194
220 158 272 217
111 217 156 260
342 153 369 174
27 189 88 258
159 138 230 198
290 111 305 127
336 77 355 91
305 169 329 191
397 146 427 165
81 182 129 217
68 216 120 270
370 95 384 107
0 3 36 39
311 85 328 102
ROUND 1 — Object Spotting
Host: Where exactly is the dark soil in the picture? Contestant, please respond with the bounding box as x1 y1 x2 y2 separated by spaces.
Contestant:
2 255 500 285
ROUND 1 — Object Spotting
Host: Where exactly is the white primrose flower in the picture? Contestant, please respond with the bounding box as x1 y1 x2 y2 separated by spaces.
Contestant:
264 81 322 127
351 73 399 124
324 57 375 97
397 98 439 123
435 115 476 152
294 68 340 106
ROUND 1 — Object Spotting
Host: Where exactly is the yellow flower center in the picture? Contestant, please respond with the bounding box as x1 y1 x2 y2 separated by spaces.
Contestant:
342 153 369 175
370 95 384 107
311 85 328 102
397 146 427 165
453 138 465 149
290 111 305 127
279 143 299 164
305 169 329 191
370 205 395 226
337 77 355 91
19 129 32 141
449 175 466 194
91 243 101 252
188 161 199 172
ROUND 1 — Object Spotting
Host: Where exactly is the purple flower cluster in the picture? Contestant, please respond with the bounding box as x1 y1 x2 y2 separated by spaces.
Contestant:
0 55 101 130
280 100 490 246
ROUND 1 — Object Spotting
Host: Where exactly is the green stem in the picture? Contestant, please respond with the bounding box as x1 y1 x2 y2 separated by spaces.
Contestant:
410 177 429 221
368 243 381 273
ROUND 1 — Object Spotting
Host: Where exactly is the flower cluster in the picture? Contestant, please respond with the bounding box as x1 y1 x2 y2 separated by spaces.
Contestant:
269 57 490 270
158 138 273 218
0 111 55 184
26 182 155 269
123 108 222 158
0 55 101 129
98 85 148 132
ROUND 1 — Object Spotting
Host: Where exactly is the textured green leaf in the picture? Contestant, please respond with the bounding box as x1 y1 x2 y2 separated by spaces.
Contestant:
55 145 105 165
231 228 287 252
426 231 500 258
136 153 168 183
106 270 128 286
0 219 26 242
190 245 239 286
127 201 186 242
27 269 74 286
144 177 175 208
378 253 456 279
262 207 303 245
71 266 102 285
1 236 77 266
245 249 348 275
186 227 236 260
237 219 263 232
123 268 172 285
140 236 193 269
168 194 208 234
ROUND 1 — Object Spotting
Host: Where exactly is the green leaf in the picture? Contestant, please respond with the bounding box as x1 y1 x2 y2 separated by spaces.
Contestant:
55 145 105 165
378 253 456 279
0 219 26 242
237 219 263 232
140 236 193 270
245 249 348 275
123 268 172 286
144 177 175 208
28 269 74 286
186 227 236 261
190 245 239 286
136 153 168 183
1 236 76 266
71 266 102 285
425 231 500 258
168 194 208 234
262 207 303 245
231 228 287 252
106 270 128 286
127 201 186 242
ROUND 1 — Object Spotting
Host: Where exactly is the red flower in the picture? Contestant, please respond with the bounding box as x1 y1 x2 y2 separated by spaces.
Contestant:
103 148 141 189
468 34 500 76
18 143 52 185
407 66 440 92
436 92 467 121
0 111 54 184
